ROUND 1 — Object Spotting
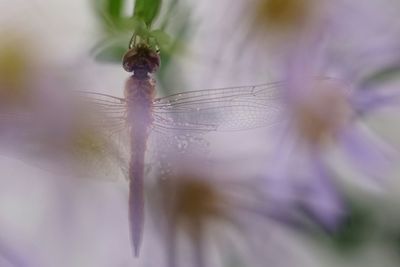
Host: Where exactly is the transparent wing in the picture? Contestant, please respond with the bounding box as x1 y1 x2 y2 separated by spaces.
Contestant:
71 90 130 179
146 127 212 180
75 90 127 134
147 82 284 179
0 82 283 179
152 82 283 132
0 89 130 180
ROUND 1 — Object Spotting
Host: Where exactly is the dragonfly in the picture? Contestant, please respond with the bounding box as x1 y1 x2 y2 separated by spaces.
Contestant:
0 39 284 257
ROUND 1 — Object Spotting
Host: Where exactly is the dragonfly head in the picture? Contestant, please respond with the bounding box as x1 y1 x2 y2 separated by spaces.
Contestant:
122 44 160 76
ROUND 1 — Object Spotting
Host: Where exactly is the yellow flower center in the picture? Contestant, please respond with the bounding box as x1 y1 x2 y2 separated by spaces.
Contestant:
158 175 227 238
254 0 315 34
175 178 221 222
0 39 33 107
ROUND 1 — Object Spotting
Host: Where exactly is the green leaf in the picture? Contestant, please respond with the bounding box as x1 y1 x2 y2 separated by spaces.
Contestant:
94 45 127 63
133 0 162 26
362 64 400 88
91 36 131 63
329 203 373 253
159 0 180 30
149 29 172 50
91 0 126 33
106 0 125 19
120 17 148 35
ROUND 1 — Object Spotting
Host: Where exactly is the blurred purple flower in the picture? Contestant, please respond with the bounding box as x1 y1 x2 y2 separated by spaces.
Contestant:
145 164 302 267
0 232 42 267
0 33 127 180
265 34 400 230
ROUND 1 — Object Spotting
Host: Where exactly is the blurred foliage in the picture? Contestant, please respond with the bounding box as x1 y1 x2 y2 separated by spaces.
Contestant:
327 202 373 253
361 64 400 88
303 197 375 254
91 0 184 63
133 0 162 27
90 0 190 95
392 232 400 256
105 0 124 19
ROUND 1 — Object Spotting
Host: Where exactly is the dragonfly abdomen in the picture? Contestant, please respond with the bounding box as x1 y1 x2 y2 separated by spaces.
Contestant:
125 76 155 257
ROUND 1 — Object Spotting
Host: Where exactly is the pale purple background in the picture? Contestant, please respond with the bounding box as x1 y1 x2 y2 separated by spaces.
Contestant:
0 0 400 267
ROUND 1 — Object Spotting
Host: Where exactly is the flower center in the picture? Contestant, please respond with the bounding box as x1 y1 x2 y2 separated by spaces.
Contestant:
254 0 315 34
0 39 33 107
293 79 352 146
175 178 222 223
158 174 226 238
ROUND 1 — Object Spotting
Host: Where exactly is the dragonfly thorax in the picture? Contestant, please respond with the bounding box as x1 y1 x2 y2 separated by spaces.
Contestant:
122 44 160 78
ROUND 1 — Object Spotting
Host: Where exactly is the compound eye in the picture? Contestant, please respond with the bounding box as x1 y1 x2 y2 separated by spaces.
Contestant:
122 49 137 72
